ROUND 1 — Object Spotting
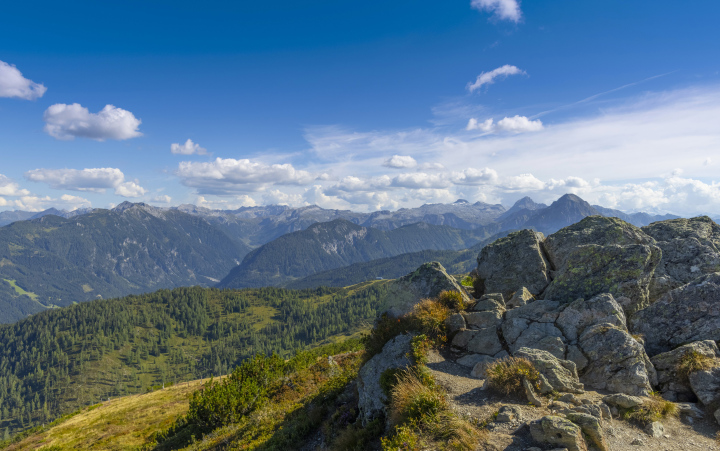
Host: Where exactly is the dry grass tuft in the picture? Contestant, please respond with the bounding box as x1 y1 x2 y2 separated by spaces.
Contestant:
485 357 540 396
388 370 448 427
412 299 450 342
677 350 718 381
624 392 678 424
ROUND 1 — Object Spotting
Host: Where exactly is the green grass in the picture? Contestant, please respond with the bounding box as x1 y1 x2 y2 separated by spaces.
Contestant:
3 279 39 301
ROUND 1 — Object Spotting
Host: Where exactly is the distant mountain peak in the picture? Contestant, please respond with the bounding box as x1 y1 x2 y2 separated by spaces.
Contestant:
454 199 469 204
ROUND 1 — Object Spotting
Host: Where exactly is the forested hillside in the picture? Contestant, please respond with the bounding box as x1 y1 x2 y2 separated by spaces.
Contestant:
0 282 388 436
0 204 250 323
219 219 496 288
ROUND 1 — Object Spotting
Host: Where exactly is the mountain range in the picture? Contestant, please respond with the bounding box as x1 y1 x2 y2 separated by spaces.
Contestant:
0 193 684 323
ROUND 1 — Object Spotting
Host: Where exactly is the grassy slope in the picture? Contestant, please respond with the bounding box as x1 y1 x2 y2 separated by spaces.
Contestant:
5 378 211 451
0 282 387 436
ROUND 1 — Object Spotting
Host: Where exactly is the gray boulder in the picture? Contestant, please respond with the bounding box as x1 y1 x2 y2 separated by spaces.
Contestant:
642 216 720 299
556 293 627 343
466 327 504 356
544 215 656 269
470 295 506 312
379 262 470 317
503 300 567 358
529 416 588 451
507 286 535 308
630 273 720 355
476 229 551 299
515 347 584 394
579 323 656 396
689 366 720 406
651 340 719 401
456 353 491 368
462 310 502 329
602 393 644 409
357 334 412 424
444 313 466 334
470 355 497 378
543 216 661 315
565 412 608 451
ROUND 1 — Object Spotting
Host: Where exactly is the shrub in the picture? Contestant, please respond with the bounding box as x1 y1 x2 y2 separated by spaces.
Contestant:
331 419 384 451
460 276 474 288
677 350 717 381
388 370 448 427
437 290 467 310
485 357 540 395
363 314 416 360
380 424 422 451
411 299 449 343
427 411 485 451
380 368 404 398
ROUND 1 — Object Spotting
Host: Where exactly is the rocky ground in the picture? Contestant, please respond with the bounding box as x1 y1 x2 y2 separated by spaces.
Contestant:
427 350 720 451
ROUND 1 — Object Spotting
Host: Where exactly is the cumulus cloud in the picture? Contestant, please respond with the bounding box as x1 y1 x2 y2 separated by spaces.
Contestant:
383 155 417 169
176 158 315 194
452 168 499 185
495 116 544 133
0 174 30 197
171 139 207 155
152 194 172 203
24 167 146 198
0 60 47 100
466 118 495 131
43 103 142 141
470 0 522 23
391 173 450 189
467 65 525 93
467 116 543 133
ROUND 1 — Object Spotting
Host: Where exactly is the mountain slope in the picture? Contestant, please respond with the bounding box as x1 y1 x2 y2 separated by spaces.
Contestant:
0 203 251 323
218 219 496 288
0 283 386 435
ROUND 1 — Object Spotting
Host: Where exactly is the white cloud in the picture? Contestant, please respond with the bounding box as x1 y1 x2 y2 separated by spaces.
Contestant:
467 65 525 93
262 190 304 206
24 167 146 198
115 181 146 198
171 139 207 155
500 173 546 191
0 175 30 197
0 60 47 100
43 103 142 141
470 0 522 23
176 158 315 194
196 195 258 210
152 194 172 203
466 118 494 131
495 115 544 133
452 168 499 185
383 155 417 169
391 173 450 189
466 116 543 133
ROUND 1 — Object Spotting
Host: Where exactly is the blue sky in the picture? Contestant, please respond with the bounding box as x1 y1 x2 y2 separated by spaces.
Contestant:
1 0 719 215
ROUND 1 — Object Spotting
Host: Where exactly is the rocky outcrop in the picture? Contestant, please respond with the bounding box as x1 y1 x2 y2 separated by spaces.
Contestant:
379 262 470 317
507 286 534 308
502 300 566 358
630 273 720 355
357 334 412 424
543 217 661 315
642 216 720 299
514 347 584 394
476 229 551 299
651 340 720 401
529 416 588 451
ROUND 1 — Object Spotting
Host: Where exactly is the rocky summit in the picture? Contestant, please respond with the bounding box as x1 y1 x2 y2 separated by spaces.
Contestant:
355 214 720 450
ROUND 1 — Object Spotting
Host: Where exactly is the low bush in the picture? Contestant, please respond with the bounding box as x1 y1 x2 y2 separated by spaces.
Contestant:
676 350 718 381
363 314 416 359
485 357 540 396
437 290 467 310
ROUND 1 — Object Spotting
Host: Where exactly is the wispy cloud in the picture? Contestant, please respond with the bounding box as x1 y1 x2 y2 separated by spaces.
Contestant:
0 60 46 100
466 115 543 133
383 155 417 169
467 65 525 93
